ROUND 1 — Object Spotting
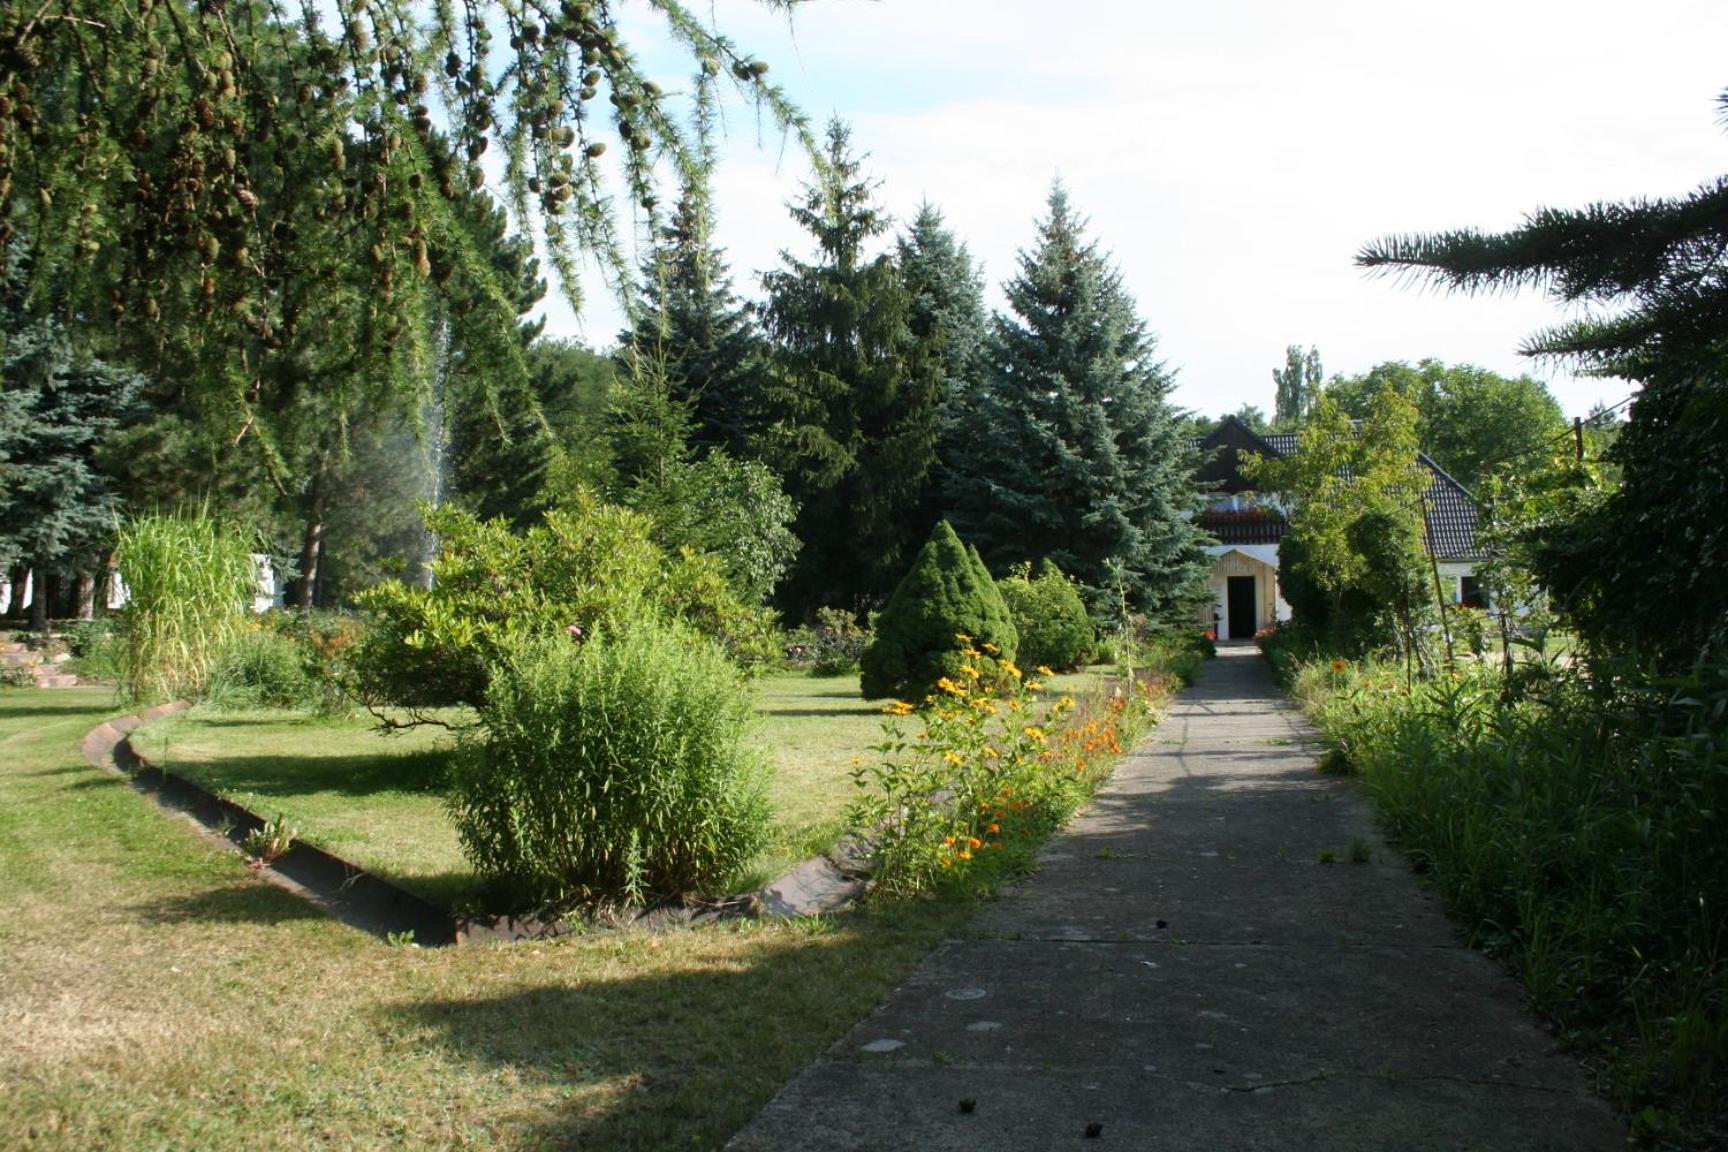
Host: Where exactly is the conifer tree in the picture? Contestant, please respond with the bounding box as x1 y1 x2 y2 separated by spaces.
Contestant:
759 120 942 615
946 183 1209 623
622 189 767 459
860 520 1017 701
0 315 142 631
897 203 989 522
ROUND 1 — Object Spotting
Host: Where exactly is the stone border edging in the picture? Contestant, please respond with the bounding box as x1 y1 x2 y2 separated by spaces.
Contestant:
81 704 869 945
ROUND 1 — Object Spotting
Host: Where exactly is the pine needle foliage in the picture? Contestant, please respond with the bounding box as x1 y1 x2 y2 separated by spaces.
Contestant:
759 120 943 615
0 0 812 483
860 521 1017 702
945 182 1210 624
1357 87 1728 668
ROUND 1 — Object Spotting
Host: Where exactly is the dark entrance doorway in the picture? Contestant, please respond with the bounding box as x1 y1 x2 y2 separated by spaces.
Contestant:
1227 576 1257 640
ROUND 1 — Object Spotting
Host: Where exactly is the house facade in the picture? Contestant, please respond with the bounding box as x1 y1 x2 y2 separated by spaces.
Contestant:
1193 417 1487 641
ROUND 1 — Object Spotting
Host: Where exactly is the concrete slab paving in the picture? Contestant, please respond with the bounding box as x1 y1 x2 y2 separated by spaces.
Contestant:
729 645 1624 1151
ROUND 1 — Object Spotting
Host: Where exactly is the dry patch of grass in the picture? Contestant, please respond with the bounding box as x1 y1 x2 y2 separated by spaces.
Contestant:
0 688 964 1150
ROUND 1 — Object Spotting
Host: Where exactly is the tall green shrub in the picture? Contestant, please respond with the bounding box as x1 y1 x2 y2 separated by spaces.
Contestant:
351 493 778 710
860 521 1017 701
116 513 256 704
998 560 1095 672
448 624 770 908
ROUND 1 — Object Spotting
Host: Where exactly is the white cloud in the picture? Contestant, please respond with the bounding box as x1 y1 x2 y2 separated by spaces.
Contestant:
535 0 1728 418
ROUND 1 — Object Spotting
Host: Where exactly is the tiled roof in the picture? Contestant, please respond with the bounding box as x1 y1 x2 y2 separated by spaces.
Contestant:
1194 417 1485 562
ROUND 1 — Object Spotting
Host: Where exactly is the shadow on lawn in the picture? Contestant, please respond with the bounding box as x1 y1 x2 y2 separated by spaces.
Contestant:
386 904 959 1150
0 696 124 720
129 883 330 927
170 746 452 800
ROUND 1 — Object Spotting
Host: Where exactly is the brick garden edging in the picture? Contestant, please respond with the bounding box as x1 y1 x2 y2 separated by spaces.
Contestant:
83 705 869 945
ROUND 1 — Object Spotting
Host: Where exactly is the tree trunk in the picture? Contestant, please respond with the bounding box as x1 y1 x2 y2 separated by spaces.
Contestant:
29 559 49 636
295 508 324 610
76 571 96 620
293 442 334 610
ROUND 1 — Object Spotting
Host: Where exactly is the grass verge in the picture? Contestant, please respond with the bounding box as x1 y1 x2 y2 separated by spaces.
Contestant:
1279 652 1726 1150
0 687 967 1150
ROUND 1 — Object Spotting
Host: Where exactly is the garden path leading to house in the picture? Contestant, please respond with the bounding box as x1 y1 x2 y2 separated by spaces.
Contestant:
728 644 1625 1151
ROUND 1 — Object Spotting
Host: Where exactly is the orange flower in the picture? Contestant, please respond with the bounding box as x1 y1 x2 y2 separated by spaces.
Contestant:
967 837 983 849
986 823 1001 834
944 836 956 846
957 849 972 860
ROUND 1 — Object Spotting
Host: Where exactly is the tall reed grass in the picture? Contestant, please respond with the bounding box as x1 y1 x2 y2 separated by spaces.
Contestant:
116 513 256 704
1294 654 1727 1147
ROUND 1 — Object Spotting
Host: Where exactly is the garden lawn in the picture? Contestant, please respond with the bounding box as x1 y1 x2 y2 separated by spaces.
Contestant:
130 670 1111 899
0 687 968 1151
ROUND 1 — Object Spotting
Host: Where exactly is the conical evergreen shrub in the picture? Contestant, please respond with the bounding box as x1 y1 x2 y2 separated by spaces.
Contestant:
860 521 1018 700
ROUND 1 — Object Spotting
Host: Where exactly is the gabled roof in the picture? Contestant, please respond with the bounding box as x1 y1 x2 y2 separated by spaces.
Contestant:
1192 416 1486 562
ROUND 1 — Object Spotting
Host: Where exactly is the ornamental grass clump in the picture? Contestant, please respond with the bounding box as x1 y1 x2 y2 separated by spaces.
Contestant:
449 621 770 909
116 513 257 704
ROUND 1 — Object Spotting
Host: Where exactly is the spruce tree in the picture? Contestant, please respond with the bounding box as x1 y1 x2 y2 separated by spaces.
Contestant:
759 119 942 615
0 316 142 631
860 521 1018 701
621 189 767 459
945 183 1209 623
897 202 990 524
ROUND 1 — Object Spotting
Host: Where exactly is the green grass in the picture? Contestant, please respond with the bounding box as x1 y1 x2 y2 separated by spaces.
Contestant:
131 669 1113 901
0 687 968 1151
129 708 472 905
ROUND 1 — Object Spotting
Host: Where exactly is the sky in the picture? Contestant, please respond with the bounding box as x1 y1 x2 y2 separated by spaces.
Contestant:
533 0 1728 420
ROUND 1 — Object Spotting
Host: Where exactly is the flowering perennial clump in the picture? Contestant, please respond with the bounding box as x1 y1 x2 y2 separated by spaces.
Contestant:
850 636 1172 897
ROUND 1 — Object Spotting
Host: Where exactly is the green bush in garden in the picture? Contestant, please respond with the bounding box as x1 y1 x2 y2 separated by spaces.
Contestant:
448 623 769 908
860 521 1018 701
116 513 256 704
351 493 778 709
205 625 317 710
998 559 1095 672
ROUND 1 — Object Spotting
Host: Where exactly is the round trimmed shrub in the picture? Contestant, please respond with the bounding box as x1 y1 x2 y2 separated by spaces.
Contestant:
860 521 1018 701
999 559 1095 672
449 621 770 908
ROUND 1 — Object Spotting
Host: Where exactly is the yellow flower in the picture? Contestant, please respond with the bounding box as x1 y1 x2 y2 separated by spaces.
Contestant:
1026 680 1044 692
1036 665 1055 677
882 700 915 716
959 665 980 679
1330 658 1348 674
955 632 974 644
1002 660 1022 680
1059 696 1076 709
982 642 1000 654
1023 725 1047 743
936 676 965 696
984 746 1000 759
943 750 965 765
957 850 972 860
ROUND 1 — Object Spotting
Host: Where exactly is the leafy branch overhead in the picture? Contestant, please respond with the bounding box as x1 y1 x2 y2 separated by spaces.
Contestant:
0 0 813 429
1356 96 1728 379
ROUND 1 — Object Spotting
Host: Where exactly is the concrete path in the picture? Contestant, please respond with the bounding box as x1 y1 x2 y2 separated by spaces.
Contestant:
729 645 1624 1151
